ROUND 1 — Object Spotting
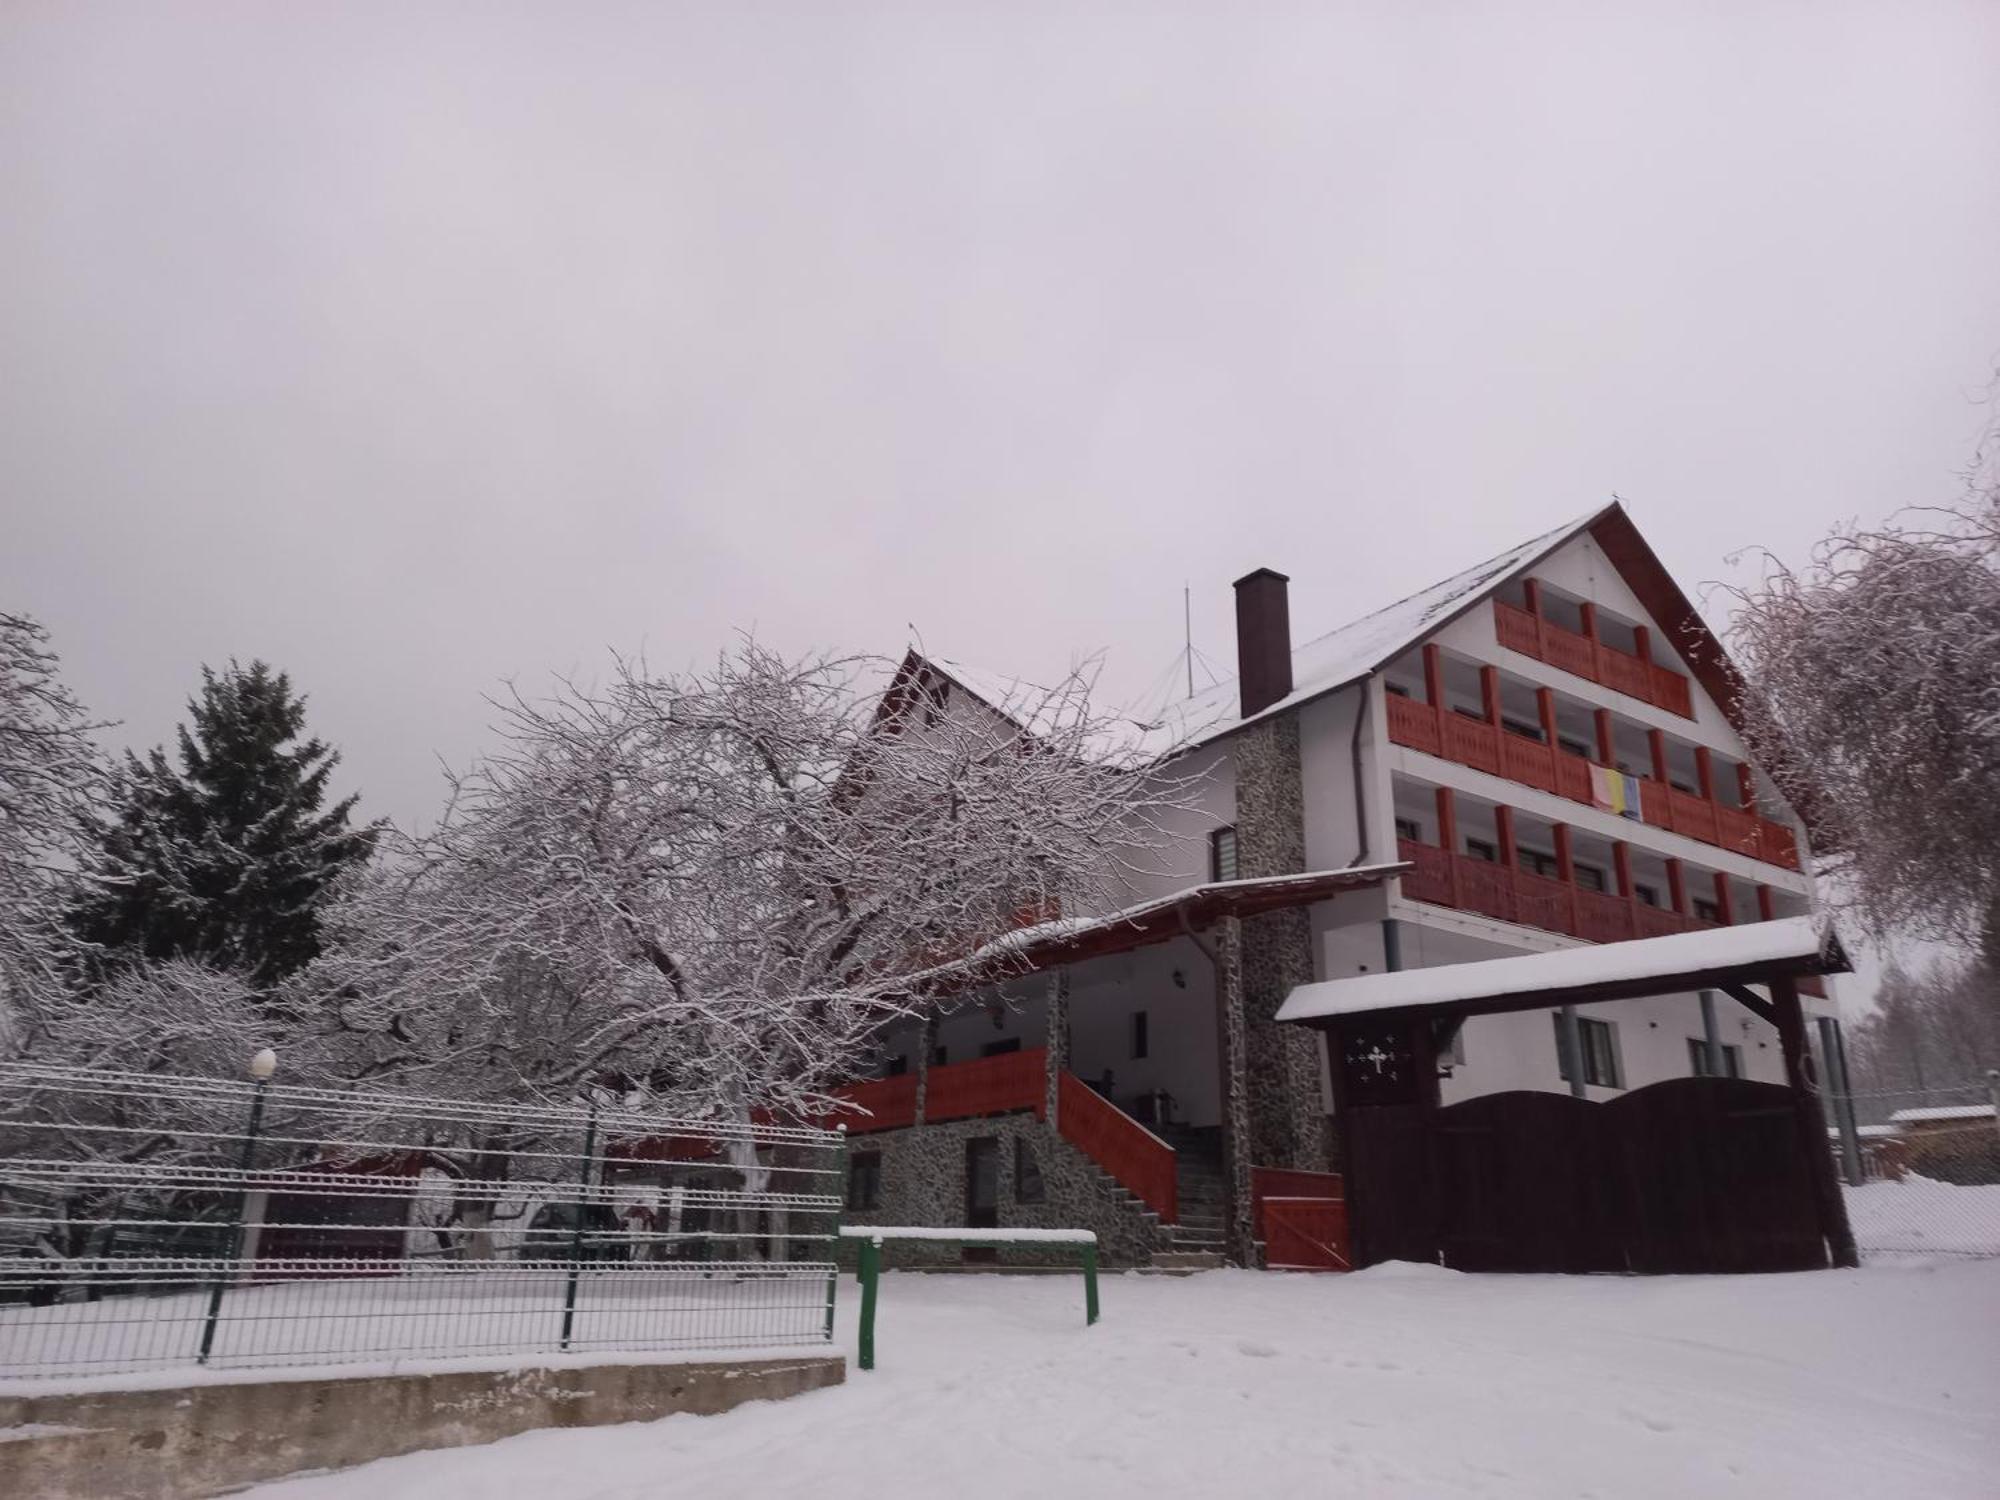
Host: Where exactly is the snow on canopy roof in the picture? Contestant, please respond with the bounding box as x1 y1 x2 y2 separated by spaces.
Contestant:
1276 914 1844 1024
1888 1105 1997 1125
918 506 1606 764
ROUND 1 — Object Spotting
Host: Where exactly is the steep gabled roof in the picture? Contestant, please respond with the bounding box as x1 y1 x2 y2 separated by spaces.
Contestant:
903 499 1751 765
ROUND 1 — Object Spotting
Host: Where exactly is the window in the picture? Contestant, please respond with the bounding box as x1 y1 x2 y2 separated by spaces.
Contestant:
1131 1009 1149 1060
1209 826 1239 883
884 1055 909 1077
1465 838 1498 863
1687 1038 1744 1078
1014 1137 1046 1204
1558 736 1592 760
847 1151 883 1210
1552 1014 1623 1088
1502 717 1544 742
1384 680 1410 698
981 1037 1022 1058
1692 898 1721 923
1520 848 1559 878
1394 816 1422 842
1573 864 1607 894
1634 884 1660 908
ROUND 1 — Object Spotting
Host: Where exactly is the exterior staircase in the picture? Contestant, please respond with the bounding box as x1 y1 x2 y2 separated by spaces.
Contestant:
1146 1124 1229 1273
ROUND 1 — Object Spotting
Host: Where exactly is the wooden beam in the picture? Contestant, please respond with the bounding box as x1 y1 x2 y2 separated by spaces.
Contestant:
1421 643 1445 710
1495 805 1518 871
1553 823 1577 934
1695 746 1716 802
1666 857 1688 915
1770 975 1861 1268
1436 786 1461 908
1757 885 1776 923
1537 687 1560 749
1648 728 1669 783
1713 870 1735 926
1594 707 1615 766
1718 982 1777 1026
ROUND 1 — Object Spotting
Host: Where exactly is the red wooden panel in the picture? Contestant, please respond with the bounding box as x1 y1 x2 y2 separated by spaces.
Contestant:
1058 1072 1177 1223
1500 730 1556 793
1573 887 1636 943
1456 856 1515 923
1396 838 1455 906
1635 905 1693 940
1264 1198 1351 1271
1714 804 1761 858
926 1048 1046 1124
1250 1167 1344 1239
1758 819 1801 870
1637 777 1673 829
1540 622 1598 681
1650 664 1694 718
1554 752 1593 804
1385 692 1442 755
1668 787 1719 845
1597 645 1652 701
1493 598 1543 658
1512 869 1574 936
825 1073 919 1133
1441 712 1502 775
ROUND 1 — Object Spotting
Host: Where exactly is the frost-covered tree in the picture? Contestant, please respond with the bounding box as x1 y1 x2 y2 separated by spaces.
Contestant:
311 643 1196 1119
1726 472 2000 963
0 612 103 1034
70 661 378 987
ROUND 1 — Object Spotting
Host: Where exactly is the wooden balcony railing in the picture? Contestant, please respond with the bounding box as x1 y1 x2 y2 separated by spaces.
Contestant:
1387 693 1802 873
926 1048 1048 1124
825 1072 920 1134
1492 596 1695 719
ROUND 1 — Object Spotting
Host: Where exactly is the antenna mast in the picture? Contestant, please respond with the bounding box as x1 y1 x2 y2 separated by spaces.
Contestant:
1184 584 1193 699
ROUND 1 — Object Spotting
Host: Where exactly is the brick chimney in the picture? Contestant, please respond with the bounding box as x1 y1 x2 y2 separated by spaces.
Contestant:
1233 567 1294 719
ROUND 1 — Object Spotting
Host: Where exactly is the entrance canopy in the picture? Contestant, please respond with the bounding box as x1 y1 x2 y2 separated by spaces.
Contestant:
1276 913 1848 1026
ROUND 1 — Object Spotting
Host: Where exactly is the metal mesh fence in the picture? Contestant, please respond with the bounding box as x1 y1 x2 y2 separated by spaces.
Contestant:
0 1064 845 1379
1830 1076 2000 1262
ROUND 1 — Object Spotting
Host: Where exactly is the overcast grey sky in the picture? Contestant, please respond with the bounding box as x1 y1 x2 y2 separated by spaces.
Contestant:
5 2 1999 870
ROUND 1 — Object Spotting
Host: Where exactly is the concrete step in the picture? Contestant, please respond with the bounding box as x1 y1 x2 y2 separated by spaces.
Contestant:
1146 1250 1226 1274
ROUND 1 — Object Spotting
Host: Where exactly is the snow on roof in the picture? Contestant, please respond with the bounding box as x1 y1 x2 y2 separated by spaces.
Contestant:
919 507 1604 764
1276 913 1838 1024
1888 1105 1997 1125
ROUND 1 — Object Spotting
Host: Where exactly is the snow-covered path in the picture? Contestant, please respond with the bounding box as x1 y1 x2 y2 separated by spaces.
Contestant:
251 1261 1999 1500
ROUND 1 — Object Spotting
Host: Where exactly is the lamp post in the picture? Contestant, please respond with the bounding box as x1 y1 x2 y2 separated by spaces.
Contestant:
197 1049 277 1365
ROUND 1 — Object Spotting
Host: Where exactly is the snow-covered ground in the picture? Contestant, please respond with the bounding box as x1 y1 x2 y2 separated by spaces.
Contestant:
1846 1176 2000 1260
247 1259 2000 1500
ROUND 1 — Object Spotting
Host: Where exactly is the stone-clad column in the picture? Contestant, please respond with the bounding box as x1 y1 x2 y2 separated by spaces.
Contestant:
1234 712 1333 1171
1043 970 1069 1128
1215 917 1256 1266
913 1009 938 1127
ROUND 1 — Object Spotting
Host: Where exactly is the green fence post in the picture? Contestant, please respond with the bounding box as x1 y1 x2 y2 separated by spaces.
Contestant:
856 1235 880 1372
558 1102 600 1352
1082 1242 1099 1326
824 1124 848 1342
197 1069 271 1366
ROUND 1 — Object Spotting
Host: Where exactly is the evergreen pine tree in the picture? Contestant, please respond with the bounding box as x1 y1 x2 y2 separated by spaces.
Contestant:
72 661 377 986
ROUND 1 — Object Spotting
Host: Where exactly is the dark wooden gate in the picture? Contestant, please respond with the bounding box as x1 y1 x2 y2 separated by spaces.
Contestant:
1349 1078 1828 1274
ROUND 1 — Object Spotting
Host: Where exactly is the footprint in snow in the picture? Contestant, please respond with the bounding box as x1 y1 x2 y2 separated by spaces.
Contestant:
1236 1340 1279 1357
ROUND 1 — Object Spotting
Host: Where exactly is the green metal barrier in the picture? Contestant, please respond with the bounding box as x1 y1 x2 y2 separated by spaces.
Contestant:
841 1228 1100 1372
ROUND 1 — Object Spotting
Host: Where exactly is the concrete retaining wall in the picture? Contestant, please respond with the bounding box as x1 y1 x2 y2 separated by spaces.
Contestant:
0 1353 845 1499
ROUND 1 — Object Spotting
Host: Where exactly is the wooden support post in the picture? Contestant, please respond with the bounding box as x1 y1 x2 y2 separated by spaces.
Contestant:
1593 708 1615 766
1695 746 1716 803
1553 823 1577 936
1480 664 1503 766
1666 857 1688 916
1612 841 1636 925
1757 885 1776 923
1436 786 1461 908
1579 601 1603 681
1495 805 1518 871
1648 728 1669 784
1770 976 1860 1268
1537 686 1560 748
1713 871 1735 926
1632 624 1652 666
1422 643 1445 711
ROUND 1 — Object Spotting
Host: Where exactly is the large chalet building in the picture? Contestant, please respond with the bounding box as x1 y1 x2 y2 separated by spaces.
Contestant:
833 503 1842 1269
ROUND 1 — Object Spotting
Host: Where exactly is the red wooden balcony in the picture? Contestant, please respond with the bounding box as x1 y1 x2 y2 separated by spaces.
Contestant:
825 1072 919 1134
1573 886 1636 944
1441 711 1502 776
1385 691 1441 755
1491 593 1694 720
1667 787 1719 845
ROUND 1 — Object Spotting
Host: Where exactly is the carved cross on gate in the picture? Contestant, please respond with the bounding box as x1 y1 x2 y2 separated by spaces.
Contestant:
1362 1043 1392 1077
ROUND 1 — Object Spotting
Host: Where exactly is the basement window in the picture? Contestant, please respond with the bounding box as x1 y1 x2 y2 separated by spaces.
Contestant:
847 1151 883 1211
